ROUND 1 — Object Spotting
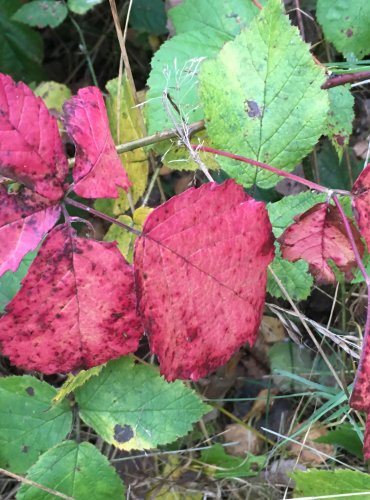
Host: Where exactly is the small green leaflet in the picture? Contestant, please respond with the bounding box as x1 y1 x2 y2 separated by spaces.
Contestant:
201 443 265 479
317 0 370 60
327 85 354 159
53 365 103 405
266 191 325 300
0 376 72 474
0 0 43 82
75 357 210 450
199 0 328 189
67 0 104 15
0 250 37 313
315 424 363 459
268 251 313 301
17 441 125 499
13 1 68 29
292 469 370 499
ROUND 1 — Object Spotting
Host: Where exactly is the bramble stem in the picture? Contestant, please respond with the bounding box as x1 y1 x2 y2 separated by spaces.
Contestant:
67 120 205 168
321 71 370 89
64 198 142 236
191 144 351 196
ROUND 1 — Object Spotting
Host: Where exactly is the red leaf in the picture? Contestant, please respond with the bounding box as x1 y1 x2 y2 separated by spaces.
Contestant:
134 180 274 381
352 163 370 251
0 224 142 374
63 87 130 199
350 328 370 413
0 73 68 201
278 203 363 284
0 185 60 276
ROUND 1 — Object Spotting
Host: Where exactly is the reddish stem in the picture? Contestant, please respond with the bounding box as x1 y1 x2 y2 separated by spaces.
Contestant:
322 71 370 89
64 198 142 236
191 144 352 195
251 0 263 9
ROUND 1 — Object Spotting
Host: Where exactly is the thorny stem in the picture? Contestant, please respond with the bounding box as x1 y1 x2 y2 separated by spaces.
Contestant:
64 198 142 236
191 144 351 196
321 71 370 89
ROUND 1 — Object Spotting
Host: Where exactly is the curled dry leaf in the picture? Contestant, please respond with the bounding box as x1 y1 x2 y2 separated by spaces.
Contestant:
0 73 68 201
279 202 363 284
63 87 130 199
0 185 60 276
134 180 275 381
0 224 142 374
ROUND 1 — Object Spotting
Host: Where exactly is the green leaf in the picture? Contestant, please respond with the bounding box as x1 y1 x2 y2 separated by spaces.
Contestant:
146 0 262 135
169 0 264 37
199 0 328 189
312 141 362 191
13 1 68 28
267 191 326 238
130 0 167 35
201 444 266 479
0 376 72 474
317 0 370 60
292 469 370 500
0 0 43 82
0 250 37 314
34 81 72 113
67 0 104 15
75 357 210 450
327 85 354 159
268 250 313 301
17 441 125 499
315 424 363 459
103 75 149 213
52 366 103 406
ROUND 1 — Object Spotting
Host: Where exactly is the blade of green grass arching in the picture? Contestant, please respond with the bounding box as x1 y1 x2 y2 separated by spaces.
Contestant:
272 369 338 396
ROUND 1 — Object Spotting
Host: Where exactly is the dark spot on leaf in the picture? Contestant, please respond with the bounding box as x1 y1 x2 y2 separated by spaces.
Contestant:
334 134 345 146
245 100 261 118
22 445 29 453
25 386 34 396
346 28 353 37
114 424 134 443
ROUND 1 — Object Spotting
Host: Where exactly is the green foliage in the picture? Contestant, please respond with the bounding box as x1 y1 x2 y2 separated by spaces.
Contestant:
292 469 370 499
315 424 363 458
34 81 72 113
312 141 362 190
0 250 37 313
67 0 104 14
0 376 72 474
0 0 43 82
130 0 167 35
327 85 354 159
169 0 263 37
53 366 103 405
13 1 68 28
268 252 313 301
200 0 328 189
146 0 261 135
317 0 370 60
267 191 326 238
17 441 125 499
201 444 265 479
75 357 210 450
103 75 149 213
266 192 325 300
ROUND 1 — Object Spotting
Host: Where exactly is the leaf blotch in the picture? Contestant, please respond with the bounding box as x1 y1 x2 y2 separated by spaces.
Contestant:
25 386 34 396
245 100 262 118
114 424 134 443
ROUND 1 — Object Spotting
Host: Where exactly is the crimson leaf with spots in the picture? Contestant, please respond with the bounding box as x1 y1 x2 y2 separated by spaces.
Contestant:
134 180 275 381
0 73 68 201
352 163 370 252
63 87 131 199
278 202 363 284
0 224 142 374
